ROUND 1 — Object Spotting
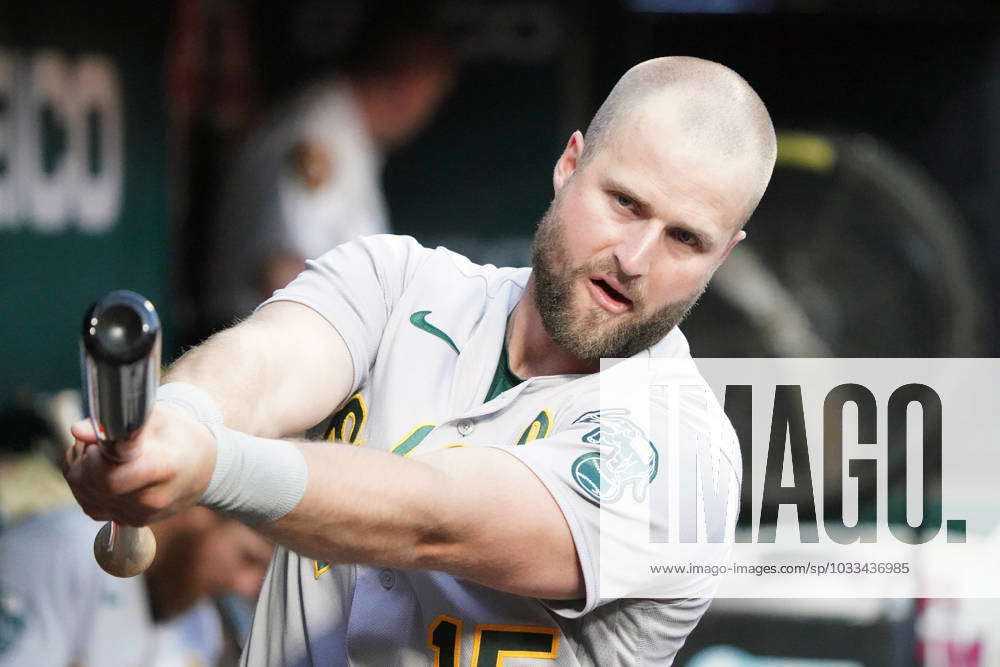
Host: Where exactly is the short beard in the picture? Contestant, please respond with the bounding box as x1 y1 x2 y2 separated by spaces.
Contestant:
530 199 705 360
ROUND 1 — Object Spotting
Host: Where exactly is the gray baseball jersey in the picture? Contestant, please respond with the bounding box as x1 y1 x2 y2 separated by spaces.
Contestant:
243 234 741 666
0 508 223 667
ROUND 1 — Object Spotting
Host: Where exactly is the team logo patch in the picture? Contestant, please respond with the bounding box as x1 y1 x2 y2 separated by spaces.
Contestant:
0 587 27 655
571 409 659 504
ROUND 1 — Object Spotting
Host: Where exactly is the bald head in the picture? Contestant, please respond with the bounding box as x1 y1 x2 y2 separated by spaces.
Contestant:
580 56 776 224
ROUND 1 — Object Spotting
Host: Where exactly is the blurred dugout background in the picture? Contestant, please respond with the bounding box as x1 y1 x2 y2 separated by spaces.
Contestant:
2 0 1000 665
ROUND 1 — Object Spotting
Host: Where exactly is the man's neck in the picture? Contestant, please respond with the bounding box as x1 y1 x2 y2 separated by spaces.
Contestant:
507 278 599 379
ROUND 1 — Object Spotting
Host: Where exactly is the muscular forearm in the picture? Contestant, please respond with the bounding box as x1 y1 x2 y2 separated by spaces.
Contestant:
163 302 353 438
253 440 582 599
261 442 452 569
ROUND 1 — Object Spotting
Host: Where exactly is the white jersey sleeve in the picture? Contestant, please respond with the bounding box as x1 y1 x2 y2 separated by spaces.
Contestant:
263 234 435 394
496 374 742 619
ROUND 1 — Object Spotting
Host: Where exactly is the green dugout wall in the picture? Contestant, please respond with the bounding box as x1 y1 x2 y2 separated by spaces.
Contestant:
0 2 171 408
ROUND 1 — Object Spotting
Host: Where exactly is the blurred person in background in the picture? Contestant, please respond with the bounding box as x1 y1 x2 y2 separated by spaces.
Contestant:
202 5 457 331
0 506 272 666
0 396 273 667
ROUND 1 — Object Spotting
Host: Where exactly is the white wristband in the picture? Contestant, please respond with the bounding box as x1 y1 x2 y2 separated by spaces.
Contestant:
157 383 307 524
156 382 224 426
199 424 309 525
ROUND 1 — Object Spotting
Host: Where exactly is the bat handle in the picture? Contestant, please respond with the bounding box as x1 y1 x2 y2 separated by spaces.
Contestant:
94 521 157 578
80 289 162 578
91 436 158 578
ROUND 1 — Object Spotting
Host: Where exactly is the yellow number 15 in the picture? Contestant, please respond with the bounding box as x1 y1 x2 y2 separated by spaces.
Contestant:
429 615 559 666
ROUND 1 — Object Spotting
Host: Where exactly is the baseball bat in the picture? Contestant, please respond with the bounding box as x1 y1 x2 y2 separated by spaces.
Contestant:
80 290 161 577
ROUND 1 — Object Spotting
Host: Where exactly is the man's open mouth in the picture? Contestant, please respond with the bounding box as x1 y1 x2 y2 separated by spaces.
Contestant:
589 278 633 312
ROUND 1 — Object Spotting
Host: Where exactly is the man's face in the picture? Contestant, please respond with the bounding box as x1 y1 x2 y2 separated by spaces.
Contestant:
148 509 274 621
531 106 756 360
531 199 705 360
195 519 274 600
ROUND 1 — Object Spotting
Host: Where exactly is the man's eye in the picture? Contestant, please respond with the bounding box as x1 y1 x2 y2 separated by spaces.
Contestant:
615 193 635 209
672 229 698 246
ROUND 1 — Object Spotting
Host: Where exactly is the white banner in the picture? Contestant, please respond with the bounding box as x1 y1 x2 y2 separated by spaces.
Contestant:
596 358 1000 598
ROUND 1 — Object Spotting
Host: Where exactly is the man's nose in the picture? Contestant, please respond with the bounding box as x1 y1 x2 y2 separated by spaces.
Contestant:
613 222 661 278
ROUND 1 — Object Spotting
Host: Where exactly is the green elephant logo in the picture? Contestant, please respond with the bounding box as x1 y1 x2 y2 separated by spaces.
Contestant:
571 409 659 504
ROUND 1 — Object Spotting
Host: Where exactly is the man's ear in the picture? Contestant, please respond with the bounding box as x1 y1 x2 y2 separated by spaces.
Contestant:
718 229 746 264
553 131 585 193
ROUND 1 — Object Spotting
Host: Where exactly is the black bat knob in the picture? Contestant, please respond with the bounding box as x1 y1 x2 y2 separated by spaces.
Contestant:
81 290 161 454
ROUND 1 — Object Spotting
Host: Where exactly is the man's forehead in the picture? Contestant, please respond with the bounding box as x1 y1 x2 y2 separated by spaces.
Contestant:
613 96 729 164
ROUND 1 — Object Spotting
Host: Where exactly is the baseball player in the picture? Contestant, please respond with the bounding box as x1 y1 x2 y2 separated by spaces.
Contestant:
63 56 777 665
0 506 272 666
